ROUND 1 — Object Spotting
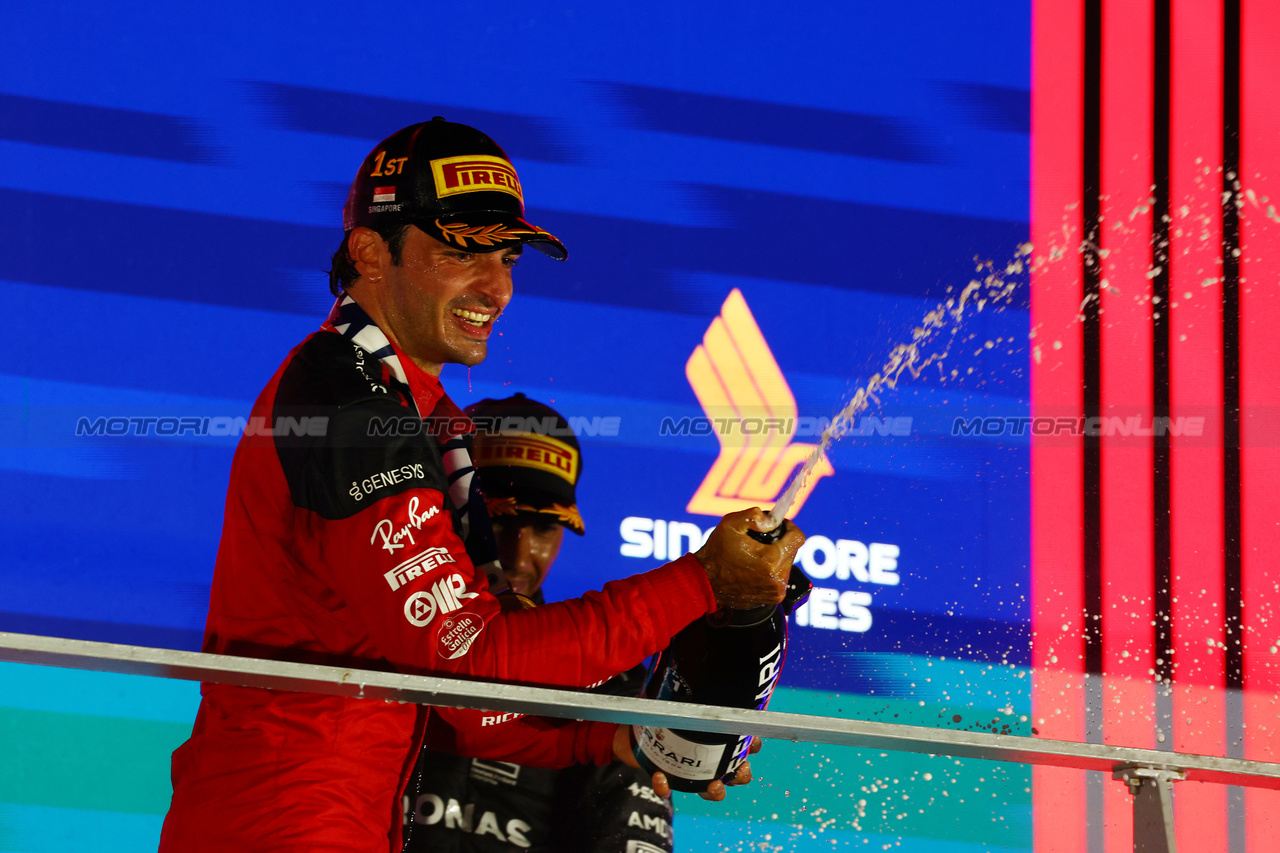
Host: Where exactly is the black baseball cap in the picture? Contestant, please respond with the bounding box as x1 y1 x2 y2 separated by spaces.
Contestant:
343 117 567 261
465 394 584 535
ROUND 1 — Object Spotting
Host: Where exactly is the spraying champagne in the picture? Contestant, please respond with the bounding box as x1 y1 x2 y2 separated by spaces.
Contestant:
769 251 1029 527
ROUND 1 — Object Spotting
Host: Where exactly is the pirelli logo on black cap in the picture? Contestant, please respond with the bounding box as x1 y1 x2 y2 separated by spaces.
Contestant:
472 431 578 484
430 155 523 203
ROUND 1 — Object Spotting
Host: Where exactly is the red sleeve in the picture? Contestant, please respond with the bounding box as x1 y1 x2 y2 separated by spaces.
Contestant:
302 484 713 685
301 487 712 767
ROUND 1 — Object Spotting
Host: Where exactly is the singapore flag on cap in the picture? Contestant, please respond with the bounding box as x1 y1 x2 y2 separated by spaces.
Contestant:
372 186 396 202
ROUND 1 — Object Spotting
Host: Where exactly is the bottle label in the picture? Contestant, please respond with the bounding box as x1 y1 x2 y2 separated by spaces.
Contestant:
632 725 725 781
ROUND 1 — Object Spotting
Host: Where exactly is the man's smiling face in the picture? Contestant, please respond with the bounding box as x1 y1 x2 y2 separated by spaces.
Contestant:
353 225 520 374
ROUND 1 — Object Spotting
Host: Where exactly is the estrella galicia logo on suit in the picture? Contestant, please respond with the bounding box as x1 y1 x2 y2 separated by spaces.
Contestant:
684 289 833 518
403 573 478 627
438 612 483 659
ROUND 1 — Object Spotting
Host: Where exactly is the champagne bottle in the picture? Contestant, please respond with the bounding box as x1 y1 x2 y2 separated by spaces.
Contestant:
633 524 811 792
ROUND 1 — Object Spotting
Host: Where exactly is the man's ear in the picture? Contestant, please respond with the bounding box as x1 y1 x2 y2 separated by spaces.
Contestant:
348 227 387 284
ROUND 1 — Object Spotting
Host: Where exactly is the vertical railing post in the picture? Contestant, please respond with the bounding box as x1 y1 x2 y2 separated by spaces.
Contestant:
1113 765 1185 853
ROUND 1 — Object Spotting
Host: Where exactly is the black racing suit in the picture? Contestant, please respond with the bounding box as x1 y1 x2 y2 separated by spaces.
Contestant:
403 665 674 853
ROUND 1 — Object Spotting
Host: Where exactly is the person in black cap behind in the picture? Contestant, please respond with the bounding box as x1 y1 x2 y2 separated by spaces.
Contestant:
403 394 673 853
468 393 585 601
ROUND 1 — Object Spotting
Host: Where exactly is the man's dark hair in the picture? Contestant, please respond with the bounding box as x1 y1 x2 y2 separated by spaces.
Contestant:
327 223 412 296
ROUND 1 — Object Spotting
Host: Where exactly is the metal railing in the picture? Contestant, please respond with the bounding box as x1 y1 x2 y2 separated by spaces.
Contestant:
2 631 1276 852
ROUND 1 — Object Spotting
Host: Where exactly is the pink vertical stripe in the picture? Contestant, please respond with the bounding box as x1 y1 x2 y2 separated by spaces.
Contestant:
1240 0 1280 846
1032 0 1088 849
1098 0 1155 690
1098 5 1157 851
1168 1 1230 849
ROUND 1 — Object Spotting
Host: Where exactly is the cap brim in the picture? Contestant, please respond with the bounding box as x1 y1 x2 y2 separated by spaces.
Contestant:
531 506 584 536
419 213 567 261
484 495 584 535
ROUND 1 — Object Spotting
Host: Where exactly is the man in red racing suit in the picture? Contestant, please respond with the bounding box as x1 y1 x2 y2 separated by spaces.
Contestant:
157 117 803 852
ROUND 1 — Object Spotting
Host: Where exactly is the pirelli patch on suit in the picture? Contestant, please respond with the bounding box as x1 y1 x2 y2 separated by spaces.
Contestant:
385 545 456 591
430 155 523 202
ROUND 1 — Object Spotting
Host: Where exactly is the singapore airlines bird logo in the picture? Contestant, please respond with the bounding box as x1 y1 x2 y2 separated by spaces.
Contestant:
685 289 833 518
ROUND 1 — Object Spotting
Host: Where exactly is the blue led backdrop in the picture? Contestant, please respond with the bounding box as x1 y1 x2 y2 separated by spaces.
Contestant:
1 4 1030 850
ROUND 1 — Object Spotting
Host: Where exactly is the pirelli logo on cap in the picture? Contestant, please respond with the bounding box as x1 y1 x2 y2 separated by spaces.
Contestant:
430 155 524 203
473 432 578 484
